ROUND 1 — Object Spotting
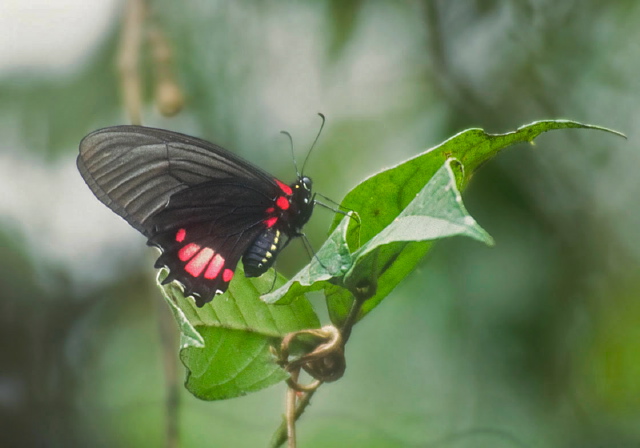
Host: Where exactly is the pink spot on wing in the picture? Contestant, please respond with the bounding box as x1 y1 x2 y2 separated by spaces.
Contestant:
265 207 275 214
175 228 186 242
204 254 225 279
178 243 200 261
264 216 278 228
276 196 290 210
185 247 214 277
222 269 234 282
275 180 292 196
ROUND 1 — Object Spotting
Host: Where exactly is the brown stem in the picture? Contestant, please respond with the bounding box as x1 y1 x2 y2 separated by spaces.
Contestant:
286 369 299 448
338 293 365 345
269 388 317 448
269 277 373 446
156 296 180 448
117 0 147 125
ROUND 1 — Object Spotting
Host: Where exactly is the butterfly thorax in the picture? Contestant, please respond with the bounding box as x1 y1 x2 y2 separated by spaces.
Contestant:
242 176 314 277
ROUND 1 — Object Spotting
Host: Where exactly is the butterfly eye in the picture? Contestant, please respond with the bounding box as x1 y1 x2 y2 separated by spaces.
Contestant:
302 176 313 191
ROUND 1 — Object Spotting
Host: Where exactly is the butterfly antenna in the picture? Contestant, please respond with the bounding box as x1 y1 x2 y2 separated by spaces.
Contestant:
301 112 326 175
280 130 300 177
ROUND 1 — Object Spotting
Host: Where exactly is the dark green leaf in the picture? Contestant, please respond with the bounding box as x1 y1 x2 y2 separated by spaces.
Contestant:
179 327 288 401
158 266 320 400
336 160 492 323
330 121 624 246
325 120 624 323
324 161 492 325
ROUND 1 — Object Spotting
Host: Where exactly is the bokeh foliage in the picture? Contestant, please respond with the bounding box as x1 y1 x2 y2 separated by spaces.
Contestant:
1 1 638 447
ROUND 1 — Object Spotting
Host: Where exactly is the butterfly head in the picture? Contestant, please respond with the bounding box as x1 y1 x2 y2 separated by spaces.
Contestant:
289 175 315 233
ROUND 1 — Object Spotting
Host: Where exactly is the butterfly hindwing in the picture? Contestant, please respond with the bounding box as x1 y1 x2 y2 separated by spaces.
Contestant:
152 221 261 307
147 178 276 304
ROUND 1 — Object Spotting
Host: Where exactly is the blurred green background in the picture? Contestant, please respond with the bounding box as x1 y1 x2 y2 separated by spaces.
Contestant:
1 1 639 447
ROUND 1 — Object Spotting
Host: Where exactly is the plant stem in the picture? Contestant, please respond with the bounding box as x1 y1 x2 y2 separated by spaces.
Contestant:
270 288 369 447
269 387 317 448
286 369 299 448
156 297 180 448
118 0 146 125
339 295 365 345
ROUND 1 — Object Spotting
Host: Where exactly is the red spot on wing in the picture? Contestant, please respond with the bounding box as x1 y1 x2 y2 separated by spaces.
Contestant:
222 269 234 282
275 180 292 196
185 247 214 277
204 254 225 279
264 216 278 228
178 243 201 261
276 196 290 210
175 228 186 242
265 207 275 214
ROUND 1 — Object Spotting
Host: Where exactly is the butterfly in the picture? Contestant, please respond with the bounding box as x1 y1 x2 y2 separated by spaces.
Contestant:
77 125 316 307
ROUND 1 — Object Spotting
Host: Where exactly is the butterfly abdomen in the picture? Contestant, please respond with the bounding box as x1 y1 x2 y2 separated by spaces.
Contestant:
243 228 283 277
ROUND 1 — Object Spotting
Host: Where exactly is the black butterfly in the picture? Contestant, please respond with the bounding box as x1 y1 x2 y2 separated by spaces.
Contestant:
77 125 315 307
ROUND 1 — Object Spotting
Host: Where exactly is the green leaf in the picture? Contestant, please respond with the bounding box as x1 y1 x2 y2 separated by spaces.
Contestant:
158 266 320 400
325 120 624 324
160 281 205 350
180 327 288 401
335 160 492 323
331 120 624 245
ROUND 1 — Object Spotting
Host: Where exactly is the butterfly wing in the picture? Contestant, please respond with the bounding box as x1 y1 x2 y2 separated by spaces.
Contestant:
78 125 282 305
77 125 276 236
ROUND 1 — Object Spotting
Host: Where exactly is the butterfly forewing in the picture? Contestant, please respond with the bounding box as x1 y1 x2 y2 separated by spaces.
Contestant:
78 126 276 235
